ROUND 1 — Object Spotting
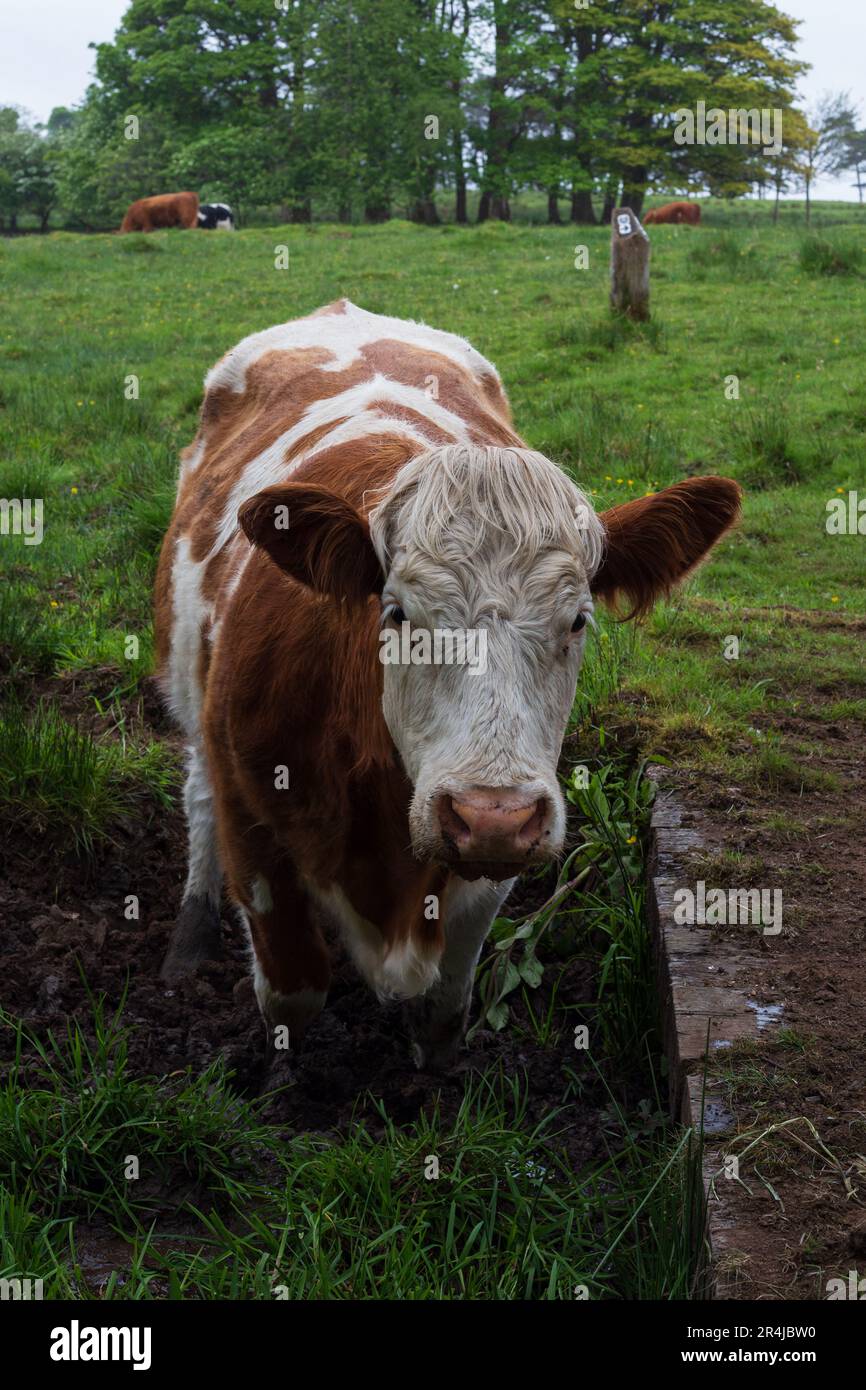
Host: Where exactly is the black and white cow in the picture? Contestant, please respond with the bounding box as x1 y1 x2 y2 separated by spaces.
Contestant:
197 203 235 231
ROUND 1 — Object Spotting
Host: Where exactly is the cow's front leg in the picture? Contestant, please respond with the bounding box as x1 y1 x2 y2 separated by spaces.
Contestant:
406 877 515 1071
239 868 331 1051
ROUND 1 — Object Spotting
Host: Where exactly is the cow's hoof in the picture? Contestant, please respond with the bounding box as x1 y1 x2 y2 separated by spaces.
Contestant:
406 1001 466 1071
160 896 222 982
410 1037 463 1074
406 999 467 1073
411 1045 464 1073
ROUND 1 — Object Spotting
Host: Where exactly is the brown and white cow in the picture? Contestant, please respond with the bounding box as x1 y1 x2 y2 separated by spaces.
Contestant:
155 299 740 1068
642 201 701 226
120 192 200 233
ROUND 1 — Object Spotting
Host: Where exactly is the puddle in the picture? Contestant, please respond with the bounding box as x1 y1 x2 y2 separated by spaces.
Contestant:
746 999 784 1030
700 1098 735 1135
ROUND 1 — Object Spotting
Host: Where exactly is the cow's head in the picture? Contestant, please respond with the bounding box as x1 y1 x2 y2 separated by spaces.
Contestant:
240 447 740 880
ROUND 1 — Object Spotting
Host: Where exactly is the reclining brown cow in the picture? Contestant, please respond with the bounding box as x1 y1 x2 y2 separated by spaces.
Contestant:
120 192 200 233
643 201 701 226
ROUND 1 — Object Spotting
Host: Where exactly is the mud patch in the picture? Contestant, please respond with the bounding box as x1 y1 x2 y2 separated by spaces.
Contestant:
0 784 617 1169
0 673 664 1295
655 690 866 1300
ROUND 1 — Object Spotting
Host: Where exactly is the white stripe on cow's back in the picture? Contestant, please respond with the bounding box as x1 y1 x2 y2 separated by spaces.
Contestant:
209 536 251 638
204 299 501 397
168 532 249 746
180 436 206 477
207 376 472 559
167 535 213 737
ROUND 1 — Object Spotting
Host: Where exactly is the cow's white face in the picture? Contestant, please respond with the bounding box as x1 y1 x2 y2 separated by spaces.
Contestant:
369 446 605 880
378 541 593 878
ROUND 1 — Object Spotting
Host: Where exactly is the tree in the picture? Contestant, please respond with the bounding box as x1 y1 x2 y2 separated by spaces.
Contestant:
839 127 866 205
444 0 473 223
51 99 176 229
471 0 551 222
44 0 816 228
71 0 464 225
0 107 58 232
546 0 804 218
765 105 811 222
798 93 858 224
62 0 319 223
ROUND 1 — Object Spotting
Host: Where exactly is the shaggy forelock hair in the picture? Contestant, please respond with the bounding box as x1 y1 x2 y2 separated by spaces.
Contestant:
367 445 605 576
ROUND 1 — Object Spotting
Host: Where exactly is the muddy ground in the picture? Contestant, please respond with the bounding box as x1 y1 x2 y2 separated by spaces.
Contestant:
6 663 862 1301
0 828 608 1159
665 691 866 1300
0 676 631 1174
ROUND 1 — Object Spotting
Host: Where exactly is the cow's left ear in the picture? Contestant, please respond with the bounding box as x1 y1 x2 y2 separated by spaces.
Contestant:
591 476 742 618
239 482 383 604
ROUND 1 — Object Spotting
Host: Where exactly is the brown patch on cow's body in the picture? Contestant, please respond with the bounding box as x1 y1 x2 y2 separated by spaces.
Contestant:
365 402 456 448
359 341 520 444
120 192 200 233
307 298 350 317
478 369 514 423
291 435 419 508
198 555 450 996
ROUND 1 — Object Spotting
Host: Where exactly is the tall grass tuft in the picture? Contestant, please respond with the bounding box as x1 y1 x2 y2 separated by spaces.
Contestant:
687 231 765 279
109 444 178 557
0 699 177 852
541 391 679 482
730 401 802 489
0 586 67 678
550 313 665 358
799 235 864 277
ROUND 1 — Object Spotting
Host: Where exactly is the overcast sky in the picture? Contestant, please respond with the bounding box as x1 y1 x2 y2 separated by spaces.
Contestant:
0 0 862 199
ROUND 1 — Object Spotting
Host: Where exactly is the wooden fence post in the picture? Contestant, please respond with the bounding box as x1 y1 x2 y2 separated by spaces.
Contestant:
610 207 650 321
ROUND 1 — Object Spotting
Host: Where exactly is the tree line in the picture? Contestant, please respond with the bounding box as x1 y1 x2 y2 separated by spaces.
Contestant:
2 0 865 232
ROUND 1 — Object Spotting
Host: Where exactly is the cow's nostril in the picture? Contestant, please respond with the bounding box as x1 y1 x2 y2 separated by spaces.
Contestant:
516 798 548 846
437 795 473 846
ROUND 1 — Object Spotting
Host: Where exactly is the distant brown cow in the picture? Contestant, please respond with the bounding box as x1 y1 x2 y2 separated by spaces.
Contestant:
643 201 701 226
120 192 200 233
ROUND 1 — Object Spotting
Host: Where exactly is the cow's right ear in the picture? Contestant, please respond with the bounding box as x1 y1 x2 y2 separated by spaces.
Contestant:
239 482 383 605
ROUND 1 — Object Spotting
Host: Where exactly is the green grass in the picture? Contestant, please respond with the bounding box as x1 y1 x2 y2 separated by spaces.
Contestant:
2 208 863 677
798 233 865 278
474 756 656 1068
1 198 864 1298
0 700 177 852
0 1001 704 1300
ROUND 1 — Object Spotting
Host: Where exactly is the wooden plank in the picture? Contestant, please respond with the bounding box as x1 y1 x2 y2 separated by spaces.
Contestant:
645 766 778 1298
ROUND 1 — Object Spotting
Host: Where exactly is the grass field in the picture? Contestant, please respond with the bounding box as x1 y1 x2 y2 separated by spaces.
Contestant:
1 198 864 1298
4 201 863 775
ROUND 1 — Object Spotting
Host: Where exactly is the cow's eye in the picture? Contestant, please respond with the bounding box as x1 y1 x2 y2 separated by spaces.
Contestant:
571 612 588 633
